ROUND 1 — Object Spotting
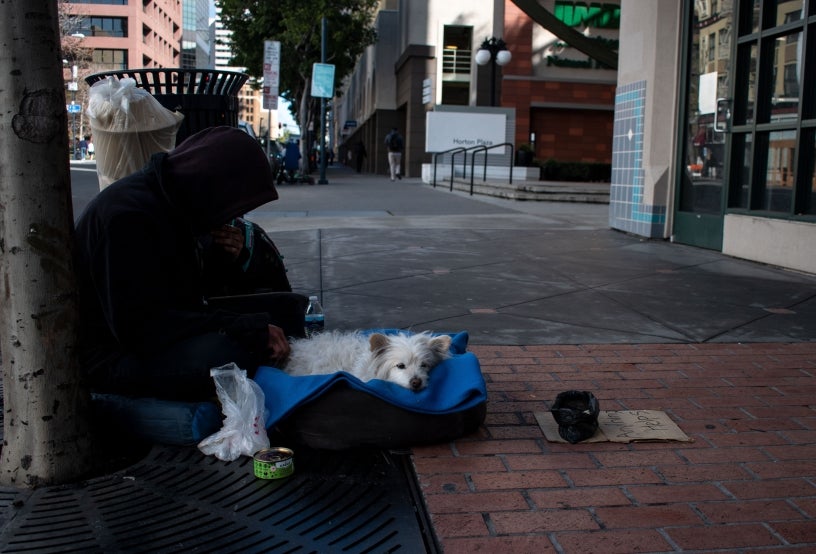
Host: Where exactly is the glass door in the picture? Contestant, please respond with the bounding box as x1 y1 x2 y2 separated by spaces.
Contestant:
673 0 735 249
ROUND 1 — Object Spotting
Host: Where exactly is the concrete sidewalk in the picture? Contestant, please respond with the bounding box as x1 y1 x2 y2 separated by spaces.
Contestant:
259 165 816 553
258 165 816 345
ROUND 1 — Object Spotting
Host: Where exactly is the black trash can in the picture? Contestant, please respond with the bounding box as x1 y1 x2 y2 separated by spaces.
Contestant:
85 68 249 143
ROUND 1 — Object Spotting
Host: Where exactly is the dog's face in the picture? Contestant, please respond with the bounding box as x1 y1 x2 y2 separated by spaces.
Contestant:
368 333 452 391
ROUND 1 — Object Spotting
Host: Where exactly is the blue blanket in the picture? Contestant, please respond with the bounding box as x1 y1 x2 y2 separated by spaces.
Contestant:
253 331 487 428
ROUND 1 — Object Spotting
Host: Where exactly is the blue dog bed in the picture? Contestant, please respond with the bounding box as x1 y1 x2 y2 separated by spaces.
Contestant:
253 330 487 449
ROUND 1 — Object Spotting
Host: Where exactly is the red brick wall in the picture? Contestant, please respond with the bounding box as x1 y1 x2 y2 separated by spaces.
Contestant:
532 107 614 163
502 0 615 164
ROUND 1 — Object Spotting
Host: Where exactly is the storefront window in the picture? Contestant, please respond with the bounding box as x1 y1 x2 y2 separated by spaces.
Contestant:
739 0 760 34
728 0 812 218
761 130 796 212
806 130 816 214
734 43 757 124
729 132 752 209
765 31 802 123
762 0 803 28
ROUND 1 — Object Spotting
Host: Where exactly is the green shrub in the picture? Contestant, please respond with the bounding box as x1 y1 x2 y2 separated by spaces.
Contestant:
536 158 611 182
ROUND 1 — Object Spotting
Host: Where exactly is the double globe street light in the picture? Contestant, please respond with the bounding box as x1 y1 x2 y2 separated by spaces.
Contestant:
475 37 512 107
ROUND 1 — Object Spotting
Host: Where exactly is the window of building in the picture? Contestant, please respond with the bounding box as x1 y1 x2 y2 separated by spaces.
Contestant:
92 49 128 72
805 130 816 214
440 25 472 106
72 17 128 38
727 0 813 218
71 0 128 4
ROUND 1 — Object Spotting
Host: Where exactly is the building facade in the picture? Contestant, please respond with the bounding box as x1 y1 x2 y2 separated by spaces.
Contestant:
65 0 182 71
613 0 815 274
181 0 213 69
335 0 619 178
338 0 814 273
502 1 618 163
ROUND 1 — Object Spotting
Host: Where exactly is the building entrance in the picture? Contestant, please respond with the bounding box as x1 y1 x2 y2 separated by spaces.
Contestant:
673 0 734 249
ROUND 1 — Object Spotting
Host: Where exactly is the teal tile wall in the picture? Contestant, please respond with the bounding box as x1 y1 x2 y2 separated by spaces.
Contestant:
609 80 666 237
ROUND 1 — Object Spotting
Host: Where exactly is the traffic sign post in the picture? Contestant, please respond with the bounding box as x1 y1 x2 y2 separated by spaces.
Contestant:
67 100 81 159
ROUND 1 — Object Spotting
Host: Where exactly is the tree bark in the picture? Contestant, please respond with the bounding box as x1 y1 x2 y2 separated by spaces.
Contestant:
0 0 95 487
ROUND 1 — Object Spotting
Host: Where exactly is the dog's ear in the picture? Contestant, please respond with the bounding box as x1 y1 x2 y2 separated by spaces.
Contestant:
429 334 452 358
369 333 390 355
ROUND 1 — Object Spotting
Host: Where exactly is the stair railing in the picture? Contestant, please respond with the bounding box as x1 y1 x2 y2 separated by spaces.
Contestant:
431 147 467 188
468 142 515 195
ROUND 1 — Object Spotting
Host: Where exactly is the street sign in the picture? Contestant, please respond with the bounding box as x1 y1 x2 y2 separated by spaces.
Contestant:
311 63 335 98
422 78 433 105
67 103 82 114
263 40 280 110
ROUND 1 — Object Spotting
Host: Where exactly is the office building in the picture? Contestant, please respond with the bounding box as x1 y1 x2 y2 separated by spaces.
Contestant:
64 0 182 71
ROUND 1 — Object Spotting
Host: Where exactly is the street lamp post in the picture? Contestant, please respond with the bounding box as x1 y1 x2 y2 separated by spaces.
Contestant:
475 37 512 107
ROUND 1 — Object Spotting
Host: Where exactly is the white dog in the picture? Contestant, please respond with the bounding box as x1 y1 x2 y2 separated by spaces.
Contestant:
283 331 452 392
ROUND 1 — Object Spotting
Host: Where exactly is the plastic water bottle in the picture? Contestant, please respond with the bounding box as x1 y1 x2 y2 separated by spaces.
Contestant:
305 295 325 337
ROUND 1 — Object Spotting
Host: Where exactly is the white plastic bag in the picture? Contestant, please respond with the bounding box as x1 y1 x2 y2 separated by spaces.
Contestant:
86 76 184 190
198 363 270 461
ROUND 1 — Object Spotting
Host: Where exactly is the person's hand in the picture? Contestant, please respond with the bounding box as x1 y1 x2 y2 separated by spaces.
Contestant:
266 324 290 366
211 224 244 261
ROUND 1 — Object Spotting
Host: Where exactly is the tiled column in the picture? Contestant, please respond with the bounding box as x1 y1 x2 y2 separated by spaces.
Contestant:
609 0 682 237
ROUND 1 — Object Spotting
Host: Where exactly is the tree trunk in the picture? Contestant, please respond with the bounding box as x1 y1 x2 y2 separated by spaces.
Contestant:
0 0 95 487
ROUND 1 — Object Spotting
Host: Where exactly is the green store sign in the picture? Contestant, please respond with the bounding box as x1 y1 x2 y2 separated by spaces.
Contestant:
554 1 620 29
547 1 620 69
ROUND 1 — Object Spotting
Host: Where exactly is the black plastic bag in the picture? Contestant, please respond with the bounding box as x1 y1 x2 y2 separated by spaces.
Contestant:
550 390 600 444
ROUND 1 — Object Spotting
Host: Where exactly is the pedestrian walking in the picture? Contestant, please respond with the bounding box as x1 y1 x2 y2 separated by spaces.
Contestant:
384 127 403 181
284 140 301 175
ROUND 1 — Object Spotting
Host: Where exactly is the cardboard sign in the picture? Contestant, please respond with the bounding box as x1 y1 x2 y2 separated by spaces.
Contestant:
535 410 692 443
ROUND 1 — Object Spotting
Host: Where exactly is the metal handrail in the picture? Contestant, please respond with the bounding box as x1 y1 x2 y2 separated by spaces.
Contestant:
450 148 470 190
430 147 466 188
468 142 515 195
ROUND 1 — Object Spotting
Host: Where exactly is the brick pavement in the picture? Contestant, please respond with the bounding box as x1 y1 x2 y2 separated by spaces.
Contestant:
413 342 816 553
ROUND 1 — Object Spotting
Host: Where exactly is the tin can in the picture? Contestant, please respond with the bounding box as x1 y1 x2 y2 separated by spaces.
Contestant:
253 447 294 479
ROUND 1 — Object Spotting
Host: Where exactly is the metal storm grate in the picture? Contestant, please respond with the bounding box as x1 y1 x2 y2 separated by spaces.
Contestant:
0 378 437 553
0 445 436 553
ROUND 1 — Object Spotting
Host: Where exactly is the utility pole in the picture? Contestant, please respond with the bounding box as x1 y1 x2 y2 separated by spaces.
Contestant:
318 17 328 185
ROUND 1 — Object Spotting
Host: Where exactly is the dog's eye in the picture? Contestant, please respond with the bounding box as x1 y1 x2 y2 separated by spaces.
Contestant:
396 363 406 369
420 362 429 369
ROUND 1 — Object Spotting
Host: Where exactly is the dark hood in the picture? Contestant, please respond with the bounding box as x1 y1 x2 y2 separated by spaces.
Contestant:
161 126 279 233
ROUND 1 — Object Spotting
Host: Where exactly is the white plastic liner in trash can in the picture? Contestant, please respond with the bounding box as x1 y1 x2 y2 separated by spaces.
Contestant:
87 76 184 190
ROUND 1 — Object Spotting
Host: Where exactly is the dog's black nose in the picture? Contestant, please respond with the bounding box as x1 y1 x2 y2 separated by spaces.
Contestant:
410 377 423 391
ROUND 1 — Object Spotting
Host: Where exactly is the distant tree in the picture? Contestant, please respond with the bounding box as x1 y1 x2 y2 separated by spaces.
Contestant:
0 0 96 487
58 0 94 145
217 0 378 171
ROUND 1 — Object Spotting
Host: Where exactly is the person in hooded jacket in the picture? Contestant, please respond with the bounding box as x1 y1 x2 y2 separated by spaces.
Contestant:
74 126 306 401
